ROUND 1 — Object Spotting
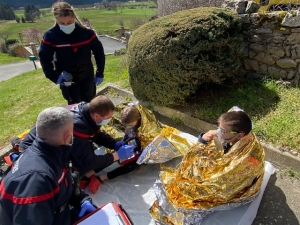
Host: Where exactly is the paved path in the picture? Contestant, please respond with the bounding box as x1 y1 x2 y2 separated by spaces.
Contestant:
0 61 38 82
253 168 300 225
0 36 126 82
99 36 126 54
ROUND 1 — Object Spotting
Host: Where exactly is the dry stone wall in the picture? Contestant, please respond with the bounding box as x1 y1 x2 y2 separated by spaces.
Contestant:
241 12 300 85
156 0 300 85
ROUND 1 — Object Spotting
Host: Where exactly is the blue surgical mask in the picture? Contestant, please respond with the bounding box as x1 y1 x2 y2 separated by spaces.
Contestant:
59 22 75 34
97 118 111 126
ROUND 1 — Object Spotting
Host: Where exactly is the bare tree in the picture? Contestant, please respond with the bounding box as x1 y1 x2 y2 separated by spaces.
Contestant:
21 27 43 45
0 32 13 42
130 18 146 30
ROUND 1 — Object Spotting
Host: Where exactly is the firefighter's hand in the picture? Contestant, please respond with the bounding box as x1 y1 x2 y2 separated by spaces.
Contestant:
56 71 73 86
114 141 125 150
117 145 134 160
56 75 64 85
94 77 103 86
79 201 96 217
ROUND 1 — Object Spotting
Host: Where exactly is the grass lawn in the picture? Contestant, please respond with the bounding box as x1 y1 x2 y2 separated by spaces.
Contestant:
181 79 300 152
0 53 27 65
0 2 299 154
0 54 300 154
0 5 157 40
0 55 128 149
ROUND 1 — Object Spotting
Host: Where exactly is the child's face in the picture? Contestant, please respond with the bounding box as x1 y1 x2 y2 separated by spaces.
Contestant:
217 121 239 144
124 120 139 128
124 120 139 136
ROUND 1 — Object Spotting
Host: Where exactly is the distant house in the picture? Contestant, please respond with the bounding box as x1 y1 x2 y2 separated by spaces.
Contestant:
115 26 130 39
18 7 24 10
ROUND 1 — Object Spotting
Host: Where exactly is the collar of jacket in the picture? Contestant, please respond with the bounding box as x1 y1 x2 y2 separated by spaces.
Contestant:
80 102 100 132
32 137 71 167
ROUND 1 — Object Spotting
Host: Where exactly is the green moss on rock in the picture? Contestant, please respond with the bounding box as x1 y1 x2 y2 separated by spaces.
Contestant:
127 7 242 106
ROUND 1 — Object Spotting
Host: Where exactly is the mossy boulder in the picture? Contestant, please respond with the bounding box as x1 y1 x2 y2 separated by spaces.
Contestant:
127 7 243 106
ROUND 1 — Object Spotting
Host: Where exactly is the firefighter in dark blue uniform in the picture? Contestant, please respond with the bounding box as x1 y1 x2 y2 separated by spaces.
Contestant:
0 107 96 225
18 96 135 194
39 1 105 104
19 96 135 177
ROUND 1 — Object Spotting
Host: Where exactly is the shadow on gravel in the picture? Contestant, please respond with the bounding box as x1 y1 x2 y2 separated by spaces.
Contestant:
253 174 299 225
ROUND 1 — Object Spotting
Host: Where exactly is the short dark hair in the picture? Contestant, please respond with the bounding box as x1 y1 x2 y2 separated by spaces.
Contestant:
88 95 115 116
121 106 141 124
218 111 252 135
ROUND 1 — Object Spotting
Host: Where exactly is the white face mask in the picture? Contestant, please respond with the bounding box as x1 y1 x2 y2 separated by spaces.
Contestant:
216 128 225 144
216 127 238 143
97 118 111 126
66 134 74 147
125 125 135 130
59 22 75 34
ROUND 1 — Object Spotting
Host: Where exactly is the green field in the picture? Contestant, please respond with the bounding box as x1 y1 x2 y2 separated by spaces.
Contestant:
0 53 27 64
0 3 157 40
0 55 129 148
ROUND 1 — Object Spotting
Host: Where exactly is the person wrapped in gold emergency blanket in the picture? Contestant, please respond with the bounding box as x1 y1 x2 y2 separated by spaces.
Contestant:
149 106 265 225
102 101 198 163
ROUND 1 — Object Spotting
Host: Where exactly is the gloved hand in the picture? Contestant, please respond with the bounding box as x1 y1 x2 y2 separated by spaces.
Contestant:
117 145 134 160
114 141 125 150
56 71 73 86
56 75 64 85
94 77 103 86
78 201 96 218
61 71 73 81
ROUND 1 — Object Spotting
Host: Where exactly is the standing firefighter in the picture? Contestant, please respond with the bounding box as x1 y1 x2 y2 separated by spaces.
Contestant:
39 1 105 104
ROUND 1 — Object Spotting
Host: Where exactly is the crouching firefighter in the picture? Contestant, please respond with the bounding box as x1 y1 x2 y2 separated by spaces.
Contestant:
0 107 96 225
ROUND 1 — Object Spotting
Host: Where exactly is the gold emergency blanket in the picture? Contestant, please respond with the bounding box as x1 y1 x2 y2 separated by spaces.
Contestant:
150 132 265 225
102 102 163 149
102 102 196 158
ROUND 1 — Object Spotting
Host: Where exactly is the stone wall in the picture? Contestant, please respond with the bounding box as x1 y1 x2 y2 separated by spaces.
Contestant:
156 1 300 85
241 12 300 85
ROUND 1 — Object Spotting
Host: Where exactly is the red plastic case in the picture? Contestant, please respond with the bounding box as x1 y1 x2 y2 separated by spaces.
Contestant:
73 202 134 225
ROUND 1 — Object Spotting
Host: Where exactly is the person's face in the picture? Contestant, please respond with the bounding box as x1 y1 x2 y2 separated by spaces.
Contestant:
56 16 75 26
123 120 139 128
94 111 114 125
217 121 241 144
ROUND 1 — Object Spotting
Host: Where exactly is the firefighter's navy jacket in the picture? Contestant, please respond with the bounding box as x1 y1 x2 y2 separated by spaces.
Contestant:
69 102 116 175
0 138 88 225
39 23 105 83
18 103 117 176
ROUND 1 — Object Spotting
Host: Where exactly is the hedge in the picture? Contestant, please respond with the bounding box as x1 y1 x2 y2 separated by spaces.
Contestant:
127 7 243 106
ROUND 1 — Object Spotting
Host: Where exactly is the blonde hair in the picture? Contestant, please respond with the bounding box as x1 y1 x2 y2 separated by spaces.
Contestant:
52 1 90 29
121 106 141 124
